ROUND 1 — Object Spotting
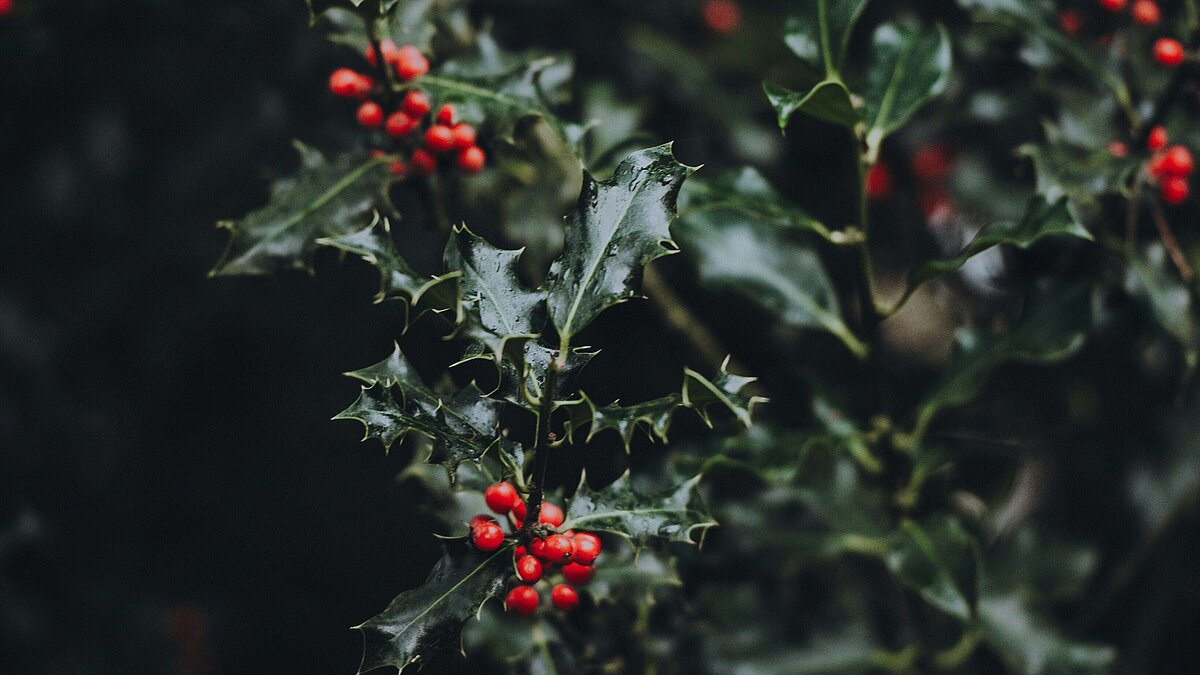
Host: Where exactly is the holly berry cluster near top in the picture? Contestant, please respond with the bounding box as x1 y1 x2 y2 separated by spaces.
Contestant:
327 40 486 178
470 482 602 616
1058 1 1192 70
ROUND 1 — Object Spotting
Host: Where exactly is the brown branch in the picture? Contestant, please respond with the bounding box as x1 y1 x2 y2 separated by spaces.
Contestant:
1150 199 1194 282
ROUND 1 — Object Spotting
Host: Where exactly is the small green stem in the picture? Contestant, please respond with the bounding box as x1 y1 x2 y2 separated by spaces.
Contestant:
520 355 561 538
933 630 981 670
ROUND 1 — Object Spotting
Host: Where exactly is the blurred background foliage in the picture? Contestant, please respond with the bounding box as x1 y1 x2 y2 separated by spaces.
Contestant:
2 0 1200 673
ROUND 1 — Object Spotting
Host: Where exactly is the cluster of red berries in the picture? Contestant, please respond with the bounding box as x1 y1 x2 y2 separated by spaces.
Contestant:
1146 130 1194 205
328 41 486 178
469 482 602 616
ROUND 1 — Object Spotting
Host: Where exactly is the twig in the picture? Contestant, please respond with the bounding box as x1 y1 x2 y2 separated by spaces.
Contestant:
519 359 560 538
642 265 742 376
1149 199 1194 281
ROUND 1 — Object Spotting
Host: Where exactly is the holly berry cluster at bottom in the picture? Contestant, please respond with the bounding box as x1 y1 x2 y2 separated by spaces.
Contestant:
470 482 602 616
328 40 486 179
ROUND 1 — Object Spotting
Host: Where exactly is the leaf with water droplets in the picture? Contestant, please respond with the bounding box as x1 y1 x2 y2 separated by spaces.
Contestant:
546 144 695 343
562 473 716 548
338 345 506 477
444 226 546 362
211 143 391 277
320 216 459 327
355 538 512 673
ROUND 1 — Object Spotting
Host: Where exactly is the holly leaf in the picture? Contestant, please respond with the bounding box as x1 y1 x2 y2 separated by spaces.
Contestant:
413 33 573 139
488 340 599 411
763 79 858 130
887 196 1091 313
587 546 682 605
211 143 390 277
338 345 506 477
562 473 716 548
782 0 869 75
319 216 459 326
674 205 867 359
977 595 1115 675
1019 130 1135 219
884 516 980 621
679 167 840 242
546 144 694 343
355 539 512 674
443 226 546 361
1125 243 1199 370
914 279 1091 437
764 1 868 130
860 22 952 159
307 0 398 23
561 361 764 450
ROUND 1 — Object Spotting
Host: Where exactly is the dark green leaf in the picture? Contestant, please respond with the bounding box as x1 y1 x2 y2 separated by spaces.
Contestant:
562 473 716 548
1019 131 1135 220
356 539 512 673
1125 243 1199 369
977 595 1115 675
338 345 506 476
560 362 762 449
678 167 835 240
415 34 573 138
888 196 1091 313
674 205 867 358
320 216 459 326
914 279 1091 438
884 516 980 621
546 144 694 343
783 0 869 75
860 23 952 158
211 143 390 276
307 0 397 24
444 226 546 361
763 79 858 130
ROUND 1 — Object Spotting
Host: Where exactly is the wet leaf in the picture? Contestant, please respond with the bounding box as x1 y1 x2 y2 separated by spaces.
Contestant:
211 143 390 276
562 473 716 548
860 22 952 158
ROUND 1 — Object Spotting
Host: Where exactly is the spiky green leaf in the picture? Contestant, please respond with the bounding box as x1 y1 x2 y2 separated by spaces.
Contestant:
860 22 952 158
211 144 390 276
546 144 694 342
562 474 716 548
355 539 512 673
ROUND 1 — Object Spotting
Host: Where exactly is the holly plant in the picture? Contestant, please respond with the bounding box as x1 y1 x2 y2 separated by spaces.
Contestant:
214 0 1200 672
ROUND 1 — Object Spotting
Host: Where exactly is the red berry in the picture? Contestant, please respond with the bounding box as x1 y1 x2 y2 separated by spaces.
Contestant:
538 502 565 528
550 584 580 611
515 555 543 583
1108 140 1129 158
370 149 387 159
0 0 13 17
385 110 419 138
911 144 953 184
485 482 518 514
435 104 456 126
562 562 595 585
402 89 431 117
701 0 741 35
457 146 486 174
512 499 527 524
920 188 954 226
1058 10 1083 36
1099 0 1126 11
356 101 383 129
505 586 539 616
451 123 477 149
865 162 894 201
1148 126 1168 151
472 521 504 552
470 514 495 528
329 69 374 100
571 534 600 564
573 532 601 554
1132 0 1161 25
424 125 456 153
1162 176 1189 204
514 545 527 558
1161 146 1194 176
540 534 574 563
365 39 401 68
410 148 437 176
1153 38 1185 68
395 45 429 81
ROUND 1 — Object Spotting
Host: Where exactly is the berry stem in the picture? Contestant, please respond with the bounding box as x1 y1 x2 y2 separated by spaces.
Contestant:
1149 198 1194 281
520 357 561 539
364 17 397 106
